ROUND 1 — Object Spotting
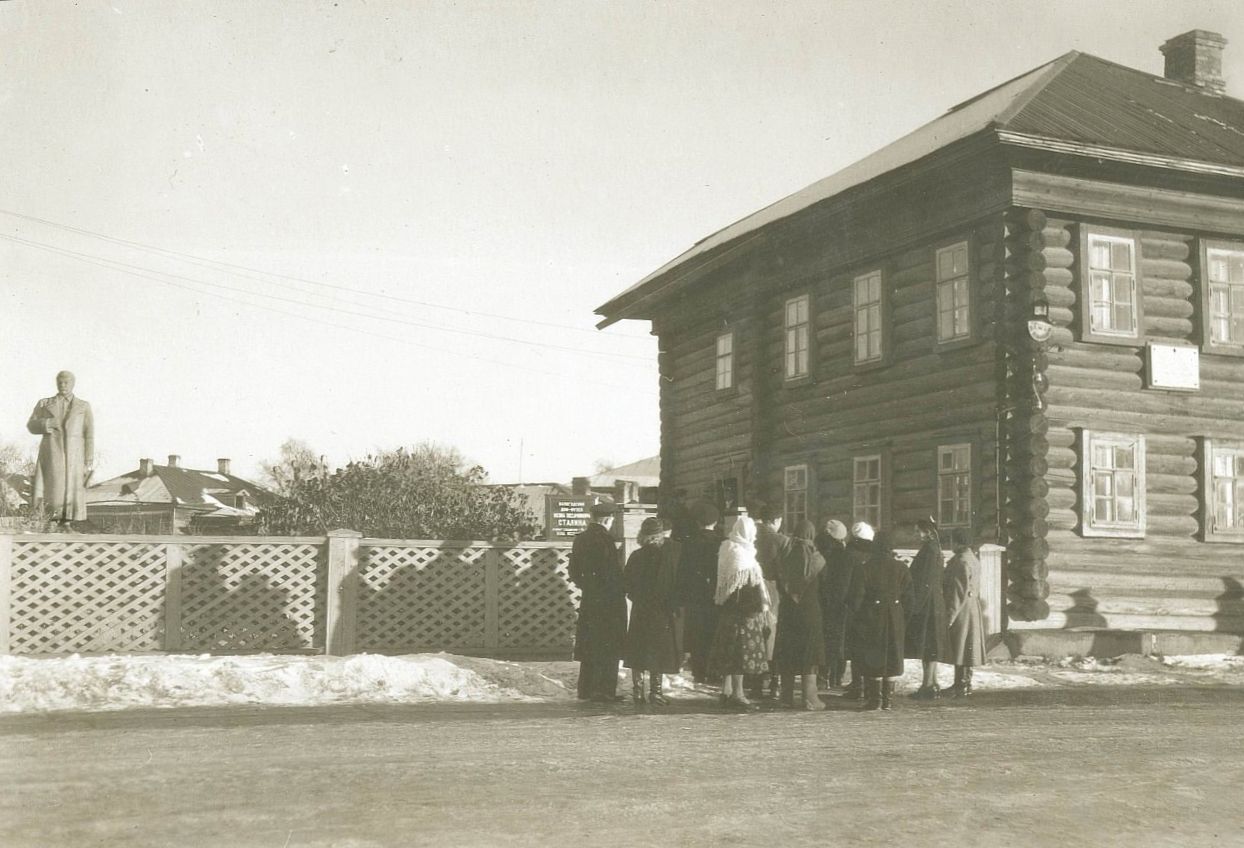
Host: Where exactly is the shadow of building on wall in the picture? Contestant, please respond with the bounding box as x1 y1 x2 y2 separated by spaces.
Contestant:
1213 577 1244 638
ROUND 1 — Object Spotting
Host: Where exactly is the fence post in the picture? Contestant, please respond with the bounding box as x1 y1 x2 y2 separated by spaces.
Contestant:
325 529 363 656
484 547 500 652
0 534 11 655
163 543 184 652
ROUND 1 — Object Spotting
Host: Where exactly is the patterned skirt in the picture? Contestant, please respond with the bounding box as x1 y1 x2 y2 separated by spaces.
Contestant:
708 596 770 677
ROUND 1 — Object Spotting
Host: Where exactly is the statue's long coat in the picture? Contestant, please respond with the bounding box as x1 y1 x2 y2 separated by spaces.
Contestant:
26 395 94 521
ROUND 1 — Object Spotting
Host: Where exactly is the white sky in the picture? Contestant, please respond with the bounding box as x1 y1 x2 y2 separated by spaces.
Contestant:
2 0 1242 485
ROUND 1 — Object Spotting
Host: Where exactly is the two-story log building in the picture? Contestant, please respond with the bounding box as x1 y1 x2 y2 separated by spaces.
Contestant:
596 31 1244 633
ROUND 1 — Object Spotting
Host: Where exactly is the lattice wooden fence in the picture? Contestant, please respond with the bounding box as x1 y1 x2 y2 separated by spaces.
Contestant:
0 532 576 657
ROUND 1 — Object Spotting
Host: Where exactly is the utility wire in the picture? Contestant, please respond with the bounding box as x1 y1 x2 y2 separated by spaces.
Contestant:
0 208 646 340
0 232 652 364
4 236 659 395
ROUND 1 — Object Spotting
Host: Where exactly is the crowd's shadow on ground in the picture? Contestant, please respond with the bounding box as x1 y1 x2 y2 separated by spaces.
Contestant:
4 685 1243 735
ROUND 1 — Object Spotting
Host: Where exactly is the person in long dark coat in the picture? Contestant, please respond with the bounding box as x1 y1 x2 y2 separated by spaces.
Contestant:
815 518 851 689
944 528 988 696
840 522 875 700
773 520 827 710
675 500 721 684
849 531 914 711
623 517 682 706
905 517 950 700
753 503 788 700
568 501 626 702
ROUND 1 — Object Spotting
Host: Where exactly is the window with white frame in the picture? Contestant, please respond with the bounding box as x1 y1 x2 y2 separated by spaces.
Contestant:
1204 439 1244 540
1087 234 1139 337
784 295 810 380
854 271 883 364
937 444 971 527
784 465 808 529
1206 246 1244 347
715 331 734 390
853 455 881 528
936 242 970 342
1081 430 1146 538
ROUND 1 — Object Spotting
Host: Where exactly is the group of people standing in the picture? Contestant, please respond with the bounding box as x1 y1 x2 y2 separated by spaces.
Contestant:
567 500 987 713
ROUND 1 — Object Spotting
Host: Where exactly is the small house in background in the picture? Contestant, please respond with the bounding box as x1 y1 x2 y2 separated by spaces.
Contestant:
583 456 661 504
597 31 1244 636
86 455 275 534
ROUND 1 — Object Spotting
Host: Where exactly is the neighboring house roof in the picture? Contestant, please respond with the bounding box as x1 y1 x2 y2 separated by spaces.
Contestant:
589 457 660 489
87 462 275 519
487 482 575 527
597 50 1244 325
2 473 31 508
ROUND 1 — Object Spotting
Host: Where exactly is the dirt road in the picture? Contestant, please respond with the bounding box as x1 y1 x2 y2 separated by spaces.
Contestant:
2 686 1241 847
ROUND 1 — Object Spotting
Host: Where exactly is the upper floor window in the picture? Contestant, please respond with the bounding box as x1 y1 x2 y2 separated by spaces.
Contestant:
1206 245 1244 349
715 332 734 390
936 242 970 343
853 271 883 364
1087 233 1139 338
784 295 810 380
853 454 881 528
937 443 971 527
1080 430 1146 538
784 464 808 529
1203 439 1244 543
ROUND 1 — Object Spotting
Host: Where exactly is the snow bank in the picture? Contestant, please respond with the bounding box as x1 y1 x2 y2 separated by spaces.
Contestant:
0 653 572 714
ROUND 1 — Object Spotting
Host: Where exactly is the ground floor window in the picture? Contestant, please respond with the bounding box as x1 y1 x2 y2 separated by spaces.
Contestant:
937 443 971 527
1203 439 1244 542
784 465 808 529
1080 430 1146 538
853 455 881 528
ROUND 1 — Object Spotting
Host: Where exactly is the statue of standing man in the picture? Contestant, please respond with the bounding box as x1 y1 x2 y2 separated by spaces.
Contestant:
27 371 94 524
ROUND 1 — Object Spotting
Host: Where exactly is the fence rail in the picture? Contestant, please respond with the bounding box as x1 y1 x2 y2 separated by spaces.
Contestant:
0 532 1004 657
0 531 578 657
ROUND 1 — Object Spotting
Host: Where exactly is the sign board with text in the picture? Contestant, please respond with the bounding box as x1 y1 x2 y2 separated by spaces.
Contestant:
545 496 592 540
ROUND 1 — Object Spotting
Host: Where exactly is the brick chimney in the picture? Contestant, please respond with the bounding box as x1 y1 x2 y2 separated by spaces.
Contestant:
138 458 153 477
167 454 180 469
1160 29 1227 94
217 458 232 476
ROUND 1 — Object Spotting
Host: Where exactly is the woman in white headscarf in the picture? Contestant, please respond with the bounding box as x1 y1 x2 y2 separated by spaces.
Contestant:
708 515 771 710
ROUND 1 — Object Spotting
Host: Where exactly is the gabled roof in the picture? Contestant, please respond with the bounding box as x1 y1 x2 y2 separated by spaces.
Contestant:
589 456 660 488
597 50 1244 325
87 462 275 512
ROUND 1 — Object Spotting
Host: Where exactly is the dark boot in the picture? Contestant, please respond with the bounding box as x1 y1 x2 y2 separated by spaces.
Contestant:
962 666 974 696
880 679 894 711
649 673 669 706
779 673 797 708
950 665 965 697
863 678 882 711
829 659 844 690
631 670 646 705
844 660 863 700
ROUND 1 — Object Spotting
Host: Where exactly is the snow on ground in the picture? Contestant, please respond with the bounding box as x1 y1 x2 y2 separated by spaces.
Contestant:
0 652 1240 715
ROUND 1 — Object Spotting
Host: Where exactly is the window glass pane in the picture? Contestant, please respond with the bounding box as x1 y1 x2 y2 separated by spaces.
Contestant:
1093 473 1113 498
938 251 953 280
1115 471 1135 500
1116 496 1135 523
1114 446 1134 469
1090 240 1110 268
1111 241 1132 270
855 278 868 302
1093 445 1113 469
869 329 882 359
1213 453 1234 477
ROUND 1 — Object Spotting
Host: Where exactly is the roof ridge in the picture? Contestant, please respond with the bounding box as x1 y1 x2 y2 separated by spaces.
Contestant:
990 51 1082 128
948 51 1078 116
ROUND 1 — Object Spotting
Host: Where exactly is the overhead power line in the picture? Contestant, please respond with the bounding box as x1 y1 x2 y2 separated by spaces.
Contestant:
0 232 653 365
0 208 646 340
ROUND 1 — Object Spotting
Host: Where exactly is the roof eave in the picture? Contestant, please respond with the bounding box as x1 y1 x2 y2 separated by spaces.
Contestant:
997 130 1244 179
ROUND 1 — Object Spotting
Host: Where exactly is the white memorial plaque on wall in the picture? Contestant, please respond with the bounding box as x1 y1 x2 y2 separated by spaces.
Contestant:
1146 343 1200 391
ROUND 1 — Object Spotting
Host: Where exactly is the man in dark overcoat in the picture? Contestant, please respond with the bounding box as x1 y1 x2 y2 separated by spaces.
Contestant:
815 519 851 688
568 501 627 701
840 522 875 700
753 504 789 700
848 531 915 711
675 500 721 684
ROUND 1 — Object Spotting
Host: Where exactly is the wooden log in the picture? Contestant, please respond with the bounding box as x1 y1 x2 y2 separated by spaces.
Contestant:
1046 364 1143 392
1140 258 1192 281
1146 473 1198 497
1040 225 1072 249
1046 386 1244 421
1143 296 1195 320
1139 235 1191 261
1007 517 1049 538
1046 428 1076 449
1142 278 1194 300
1008 598 1051 621
1044 286 1076 309
1047 507 1079 531
1041 246 1075 269
1046 346 1142 373
1048 306 1075 327
1047 446 1077 470
1009 578 1050 601
1147 492 1199 515
1144 315 1194 338
1147 514 1199 537
1008 477 1050 499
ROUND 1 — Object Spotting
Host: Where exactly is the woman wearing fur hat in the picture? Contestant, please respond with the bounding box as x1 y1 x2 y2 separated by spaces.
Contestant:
840 521 875 700
815 518 851 689
675 500 721 684
943 528 987 696
905 517 951 700
708 515 771 710
773 520 827 710
623 517 682 705
848 531 914 711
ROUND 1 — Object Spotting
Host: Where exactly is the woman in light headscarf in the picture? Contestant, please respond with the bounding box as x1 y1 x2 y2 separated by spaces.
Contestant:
708 515 771 710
